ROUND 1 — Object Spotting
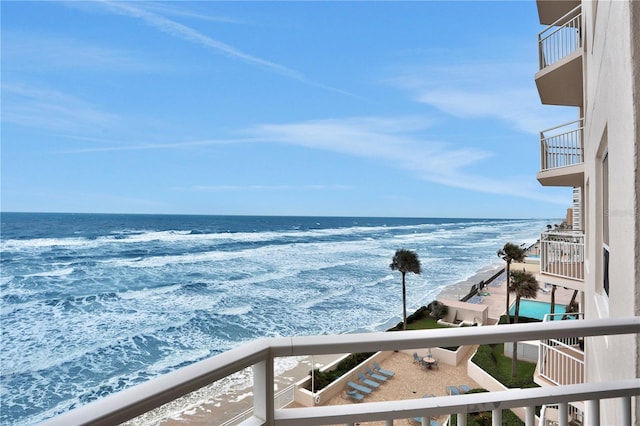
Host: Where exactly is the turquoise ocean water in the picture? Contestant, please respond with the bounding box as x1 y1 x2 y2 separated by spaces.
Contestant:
0 213 551 424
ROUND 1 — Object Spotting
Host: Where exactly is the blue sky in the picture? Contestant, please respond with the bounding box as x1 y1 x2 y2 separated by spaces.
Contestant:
1 1 578 218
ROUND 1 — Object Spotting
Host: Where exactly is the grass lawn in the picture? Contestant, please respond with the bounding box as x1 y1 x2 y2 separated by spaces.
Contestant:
472 343 538 388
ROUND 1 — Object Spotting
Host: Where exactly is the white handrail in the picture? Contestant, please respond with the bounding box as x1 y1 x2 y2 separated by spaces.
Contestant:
42 317 640 426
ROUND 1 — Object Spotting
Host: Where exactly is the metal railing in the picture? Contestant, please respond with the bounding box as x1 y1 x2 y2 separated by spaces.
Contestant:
539 313 585 387
540 230 585 281
540 119 584 171
42 318 640 426
220 384 296 426
538 5 582 69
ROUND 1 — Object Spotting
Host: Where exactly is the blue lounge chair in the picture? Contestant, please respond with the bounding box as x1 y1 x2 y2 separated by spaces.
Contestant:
357 371 380 388
373 361 395 377
365 366 387 382
347 381 372 394
446 385 461 395
346 390 364 401
458 384 471 393
410 417 440 426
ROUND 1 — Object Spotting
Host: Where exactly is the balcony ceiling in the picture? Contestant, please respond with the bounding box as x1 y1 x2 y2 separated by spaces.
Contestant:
535 51 583 107
537 163 584 187
536 0 581 25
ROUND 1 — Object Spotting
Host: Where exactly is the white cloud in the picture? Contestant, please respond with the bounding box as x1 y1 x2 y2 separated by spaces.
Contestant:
388 63 578 135
180 184 352 192
1 83 118 133
246 116 566 205
96 1 351 95
2 32 154 73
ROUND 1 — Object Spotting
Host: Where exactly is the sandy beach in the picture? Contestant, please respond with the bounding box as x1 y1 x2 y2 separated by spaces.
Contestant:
158 258 575 426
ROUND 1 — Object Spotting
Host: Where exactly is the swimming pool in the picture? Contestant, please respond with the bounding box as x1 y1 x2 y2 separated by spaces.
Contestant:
509 299 566 320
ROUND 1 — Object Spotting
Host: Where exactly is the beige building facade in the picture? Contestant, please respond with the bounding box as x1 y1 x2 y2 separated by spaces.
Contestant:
535 0 640 423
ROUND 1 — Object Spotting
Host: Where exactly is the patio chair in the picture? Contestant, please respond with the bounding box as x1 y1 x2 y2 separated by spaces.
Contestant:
373 361 395 377
458 384 471 393
346 389 364 402
347 381 372 394
446 385 461 395
365 366 387 382
413 352 422 364
357 371 381 388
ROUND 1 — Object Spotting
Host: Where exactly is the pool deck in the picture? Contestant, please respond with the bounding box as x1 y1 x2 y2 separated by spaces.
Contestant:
439 261 576 322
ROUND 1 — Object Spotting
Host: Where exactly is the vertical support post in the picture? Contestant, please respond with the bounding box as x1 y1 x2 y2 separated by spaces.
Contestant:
585 399 600 426
491 409 502 426
385 420 393 426
253 357 274 424
525 406 535 426
457 412 467 426
558 402 568 426
621 396 632 426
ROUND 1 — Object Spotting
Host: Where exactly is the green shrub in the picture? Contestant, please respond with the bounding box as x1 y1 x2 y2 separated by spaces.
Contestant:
306 352 376 392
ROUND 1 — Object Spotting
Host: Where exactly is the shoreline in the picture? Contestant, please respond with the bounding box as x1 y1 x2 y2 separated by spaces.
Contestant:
151 261 509 425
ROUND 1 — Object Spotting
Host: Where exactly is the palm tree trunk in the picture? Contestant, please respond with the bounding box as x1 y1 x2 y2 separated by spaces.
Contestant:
402 272 407 330
550 285 557 320
505 263 511 323
512 296 521 378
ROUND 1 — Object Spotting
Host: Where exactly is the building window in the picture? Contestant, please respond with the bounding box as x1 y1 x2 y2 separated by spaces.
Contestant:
602 152 609 296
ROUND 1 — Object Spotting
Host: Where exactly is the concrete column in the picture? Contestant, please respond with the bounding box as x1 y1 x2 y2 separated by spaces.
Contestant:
253 358 274 424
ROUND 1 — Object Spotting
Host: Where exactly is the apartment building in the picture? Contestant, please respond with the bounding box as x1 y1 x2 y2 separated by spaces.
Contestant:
535 0 640 424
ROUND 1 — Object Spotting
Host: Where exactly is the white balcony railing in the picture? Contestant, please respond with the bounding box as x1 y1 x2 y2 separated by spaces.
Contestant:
42 318 640 426
540 230 585 281
540 119 584 171
538 5 582 70
540 313 585 386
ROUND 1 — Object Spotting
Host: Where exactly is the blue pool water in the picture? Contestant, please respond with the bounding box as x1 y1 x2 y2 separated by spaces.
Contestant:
509 299 566 320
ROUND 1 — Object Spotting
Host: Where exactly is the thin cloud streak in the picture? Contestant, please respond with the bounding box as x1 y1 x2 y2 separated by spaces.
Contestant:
388 63 577 135
98 1 354 96
182 184 352 192
246 116 567 205
1 83 118 133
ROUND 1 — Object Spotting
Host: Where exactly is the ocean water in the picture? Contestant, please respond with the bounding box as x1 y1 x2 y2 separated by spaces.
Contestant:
0 213 550 424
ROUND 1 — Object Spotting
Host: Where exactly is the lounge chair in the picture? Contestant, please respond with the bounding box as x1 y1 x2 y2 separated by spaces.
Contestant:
346 389 364 402
357 371 381 388
410 417 440 426
458 384 471 393
365 366 387 382
446 385 461 395
373 361 395 377
347 381 372 394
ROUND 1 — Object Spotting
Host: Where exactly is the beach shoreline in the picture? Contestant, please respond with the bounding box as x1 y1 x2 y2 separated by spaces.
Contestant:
152 261 508 425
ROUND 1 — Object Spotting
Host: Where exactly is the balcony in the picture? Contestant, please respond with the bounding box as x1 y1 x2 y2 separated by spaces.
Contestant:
537 119 584 187
540 230 585 288
538 313 585 387
42 318 640 426
535 5 583 106
536 0 580 25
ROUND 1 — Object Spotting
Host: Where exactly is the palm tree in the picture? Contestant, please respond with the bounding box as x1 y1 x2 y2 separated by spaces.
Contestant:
509 269 540 378
549 284 558 319
390 249 421 330
497 242 526 323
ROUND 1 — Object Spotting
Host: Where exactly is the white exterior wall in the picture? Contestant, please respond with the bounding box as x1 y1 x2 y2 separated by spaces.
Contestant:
580 0 640 423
